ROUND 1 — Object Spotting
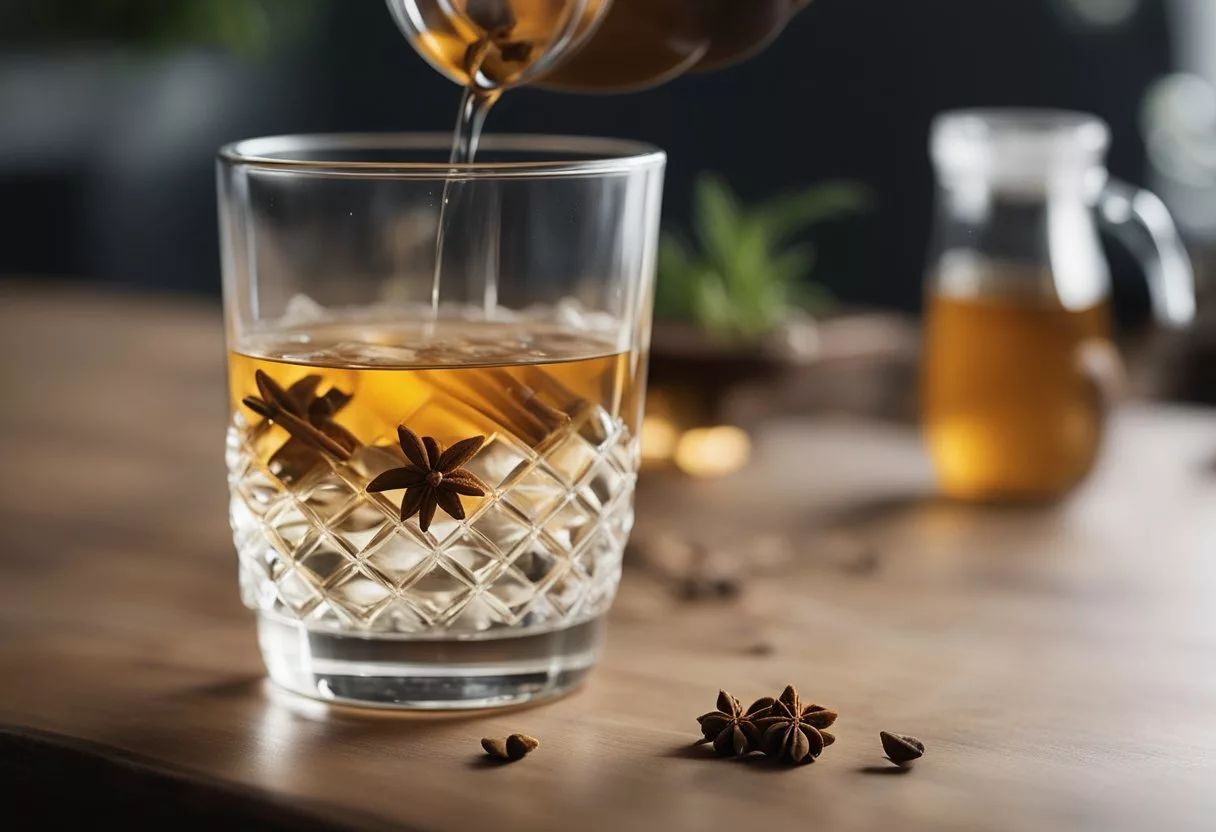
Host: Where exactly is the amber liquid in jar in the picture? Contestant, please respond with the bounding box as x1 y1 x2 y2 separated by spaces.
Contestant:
923 287 1115 501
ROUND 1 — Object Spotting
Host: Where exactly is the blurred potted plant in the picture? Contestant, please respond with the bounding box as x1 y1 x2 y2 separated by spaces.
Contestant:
643 173 873 475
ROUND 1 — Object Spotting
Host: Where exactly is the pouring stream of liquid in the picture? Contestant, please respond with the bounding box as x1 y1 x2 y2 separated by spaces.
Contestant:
429 84 500 329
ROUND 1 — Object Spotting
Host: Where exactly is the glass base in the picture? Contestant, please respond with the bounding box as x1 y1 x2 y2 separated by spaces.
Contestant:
257 614 604 709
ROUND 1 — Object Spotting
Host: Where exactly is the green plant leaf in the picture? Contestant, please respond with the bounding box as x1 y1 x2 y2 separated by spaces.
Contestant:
765 243 817 290
655 233 706 322
756 181 874 245
656 173 864 340
719 220 770 295
691 272 736 338
792 281 837 317
658 232 692 274
693 173 743 272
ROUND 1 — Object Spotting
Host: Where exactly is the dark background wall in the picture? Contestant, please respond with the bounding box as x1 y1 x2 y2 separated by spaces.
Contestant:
0 0 1171 314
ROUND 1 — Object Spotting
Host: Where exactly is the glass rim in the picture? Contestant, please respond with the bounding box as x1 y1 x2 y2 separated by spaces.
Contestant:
218 133 666 178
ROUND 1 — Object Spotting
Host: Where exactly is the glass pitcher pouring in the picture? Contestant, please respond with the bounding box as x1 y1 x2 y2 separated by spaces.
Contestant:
923 110 1195 502
385 0 810 92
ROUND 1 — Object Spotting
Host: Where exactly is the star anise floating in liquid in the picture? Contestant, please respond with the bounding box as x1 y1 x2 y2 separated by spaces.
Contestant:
242 370 359 470
367 426 490 532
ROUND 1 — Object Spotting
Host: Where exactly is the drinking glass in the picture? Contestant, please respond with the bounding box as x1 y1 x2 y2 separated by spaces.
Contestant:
924 110 1194 501
218 134 665 708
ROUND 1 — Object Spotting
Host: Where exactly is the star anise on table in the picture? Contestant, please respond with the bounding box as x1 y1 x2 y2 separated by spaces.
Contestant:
242 370 359 466
696 690 776 757
754 685 838 765
481 733 540 762
366 426 490 532
880 731 925 765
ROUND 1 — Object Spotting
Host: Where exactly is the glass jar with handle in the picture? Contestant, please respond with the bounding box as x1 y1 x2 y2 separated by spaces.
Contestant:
923 110 1195 501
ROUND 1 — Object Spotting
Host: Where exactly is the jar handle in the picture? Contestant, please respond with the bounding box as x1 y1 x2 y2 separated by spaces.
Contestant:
1097 179 1196 328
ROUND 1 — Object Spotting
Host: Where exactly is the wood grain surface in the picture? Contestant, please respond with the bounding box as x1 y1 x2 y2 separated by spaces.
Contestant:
2 284 1215 831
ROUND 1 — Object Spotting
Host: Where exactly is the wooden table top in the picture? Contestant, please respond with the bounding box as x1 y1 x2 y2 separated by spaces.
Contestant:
2 284 1215 831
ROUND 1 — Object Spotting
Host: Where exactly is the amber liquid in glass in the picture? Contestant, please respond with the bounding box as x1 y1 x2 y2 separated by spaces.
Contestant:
923 291 1113 501
227 320 642 638
229 322 638 469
